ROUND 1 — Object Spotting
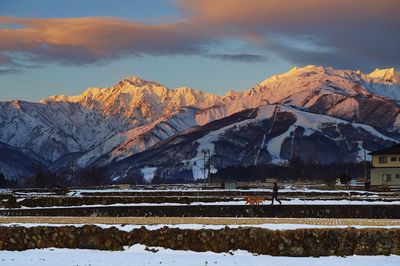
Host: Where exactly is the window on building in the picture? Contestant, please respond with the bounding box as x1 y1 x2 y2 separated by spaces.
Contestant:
378 156 387 164
382 174 392 182
391 157 398 162
396 174 400 179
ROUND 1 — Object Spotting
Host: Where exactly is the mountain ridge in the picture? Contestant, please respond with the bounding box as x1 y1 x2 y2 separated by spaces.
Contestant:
1 65 399 181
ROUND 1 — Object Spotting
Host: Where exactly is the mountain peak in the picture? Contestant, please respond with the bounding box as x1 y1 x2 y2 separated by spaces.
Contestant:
368 68 400 83
118 76 161 88
258 65 325 86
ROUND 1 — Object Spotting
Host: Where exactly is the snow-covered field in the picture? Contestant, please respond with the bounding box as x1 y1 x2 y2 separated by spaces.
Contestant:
0 244 399 266
2 222 400 231
4 187 395 199
66 188 392 194
2 198 399 211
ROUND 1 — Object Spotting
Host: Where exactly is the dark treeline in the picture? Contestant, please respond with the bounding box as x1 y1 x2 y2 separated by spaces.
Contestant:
0 166 111 189
0 172 19 188
0 166 128 189
211 158 370 183
1 158 370 188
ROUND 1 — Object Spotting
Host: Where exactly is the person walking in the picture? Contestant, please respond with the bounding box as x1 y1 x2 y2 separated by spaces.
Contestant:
271 182 282 205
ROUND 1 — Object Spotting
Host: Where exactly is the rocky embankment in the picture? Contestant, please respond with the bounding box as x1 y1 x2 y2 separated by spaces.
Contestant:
0 225 398 256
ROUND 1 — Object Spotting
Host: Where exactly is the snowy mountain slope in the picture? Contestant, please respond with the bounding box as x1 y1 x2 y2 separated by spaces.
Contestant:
43 76 220 119
363 68 400 101
0 100 122 162
105 108 259 181
250 66 400 130
193 66 400 131
0 141 47 180
368 68 400 84
257 66 400 102
105 104 398 182
0 78 220 167
42 77 222 167
82 107 201 166
1 65 400 180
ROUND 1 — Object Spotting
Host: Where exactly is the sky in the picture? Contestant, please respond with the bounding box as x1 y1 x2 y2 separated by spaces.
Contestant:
0 0 399 101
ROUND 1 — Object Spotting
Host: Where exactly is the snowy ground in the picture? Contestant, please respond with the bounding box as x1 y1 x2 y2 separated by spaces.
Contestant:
66 188 394 195
0 244 399 266
2 221 400 231
3 198 400 211
3 187 396 199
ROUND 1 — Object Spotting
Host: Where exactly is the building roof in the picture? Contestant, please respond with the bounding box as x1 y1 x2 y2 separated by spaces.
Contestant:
370 143 400 155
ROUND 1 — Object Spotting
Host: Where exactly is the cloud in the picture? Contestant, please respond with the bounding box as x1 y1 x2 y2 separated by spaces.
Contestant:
0 68 23 74
176 0 400 69
0 0 399 71
0 52 18 65
209 53 267 62
0 16 212 66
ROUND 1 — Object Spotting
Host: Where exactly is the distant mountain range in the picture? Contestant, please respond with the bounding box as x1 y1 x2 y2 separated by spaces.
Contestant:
1 65 399 182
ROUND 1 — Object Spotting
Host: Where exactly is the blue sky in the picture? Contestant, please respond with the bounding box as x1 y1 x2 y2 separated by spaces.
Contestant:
0 0 398 101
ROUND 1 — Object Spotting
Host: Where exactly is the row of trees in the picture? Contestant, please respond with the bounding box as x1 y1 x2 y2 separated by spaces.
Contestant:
1 157 370 188
0 166 110 189
211 157 370 183
0 172 19 188
24 167 110 188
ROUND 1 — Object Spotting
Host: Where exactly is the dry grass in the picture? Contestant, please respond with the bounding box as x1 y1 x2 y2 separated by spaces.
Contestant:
1 216 400 227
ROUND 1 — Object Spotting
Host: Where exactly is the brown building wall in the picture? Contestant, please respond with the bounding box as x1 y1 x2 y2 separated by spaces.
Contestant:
372 154 400 168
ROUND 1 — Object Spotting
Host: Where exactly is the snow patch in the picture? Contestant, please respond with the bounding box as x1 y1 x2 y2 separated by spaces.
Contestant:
140 167 157 183
0 244 399 266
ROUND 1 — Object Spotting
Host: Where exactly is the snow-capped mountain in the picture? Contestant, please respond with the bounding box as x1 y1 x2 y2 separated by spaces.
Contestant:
0 77 220 168
368 68 400 84
0 65 399 181
107 104 396 181
43 76 220 119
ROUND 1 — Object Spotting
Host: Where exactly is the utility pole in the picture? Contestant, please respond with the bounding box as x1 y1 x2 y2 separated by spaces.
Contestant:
203 149 207 180
364 143 367 180
201 149 211 183
207 155 211 184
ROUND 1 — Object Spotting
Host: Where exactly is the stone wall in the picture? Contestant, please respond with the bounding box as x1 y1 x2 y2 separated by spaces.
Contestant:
0 225 399 257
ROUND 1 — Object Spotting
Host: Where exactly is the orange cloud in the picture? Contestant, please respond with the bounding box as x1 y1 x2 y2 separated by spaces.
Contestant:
176 0 400 68
0 16 209 65
177 0 399 27
0 0 399 70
